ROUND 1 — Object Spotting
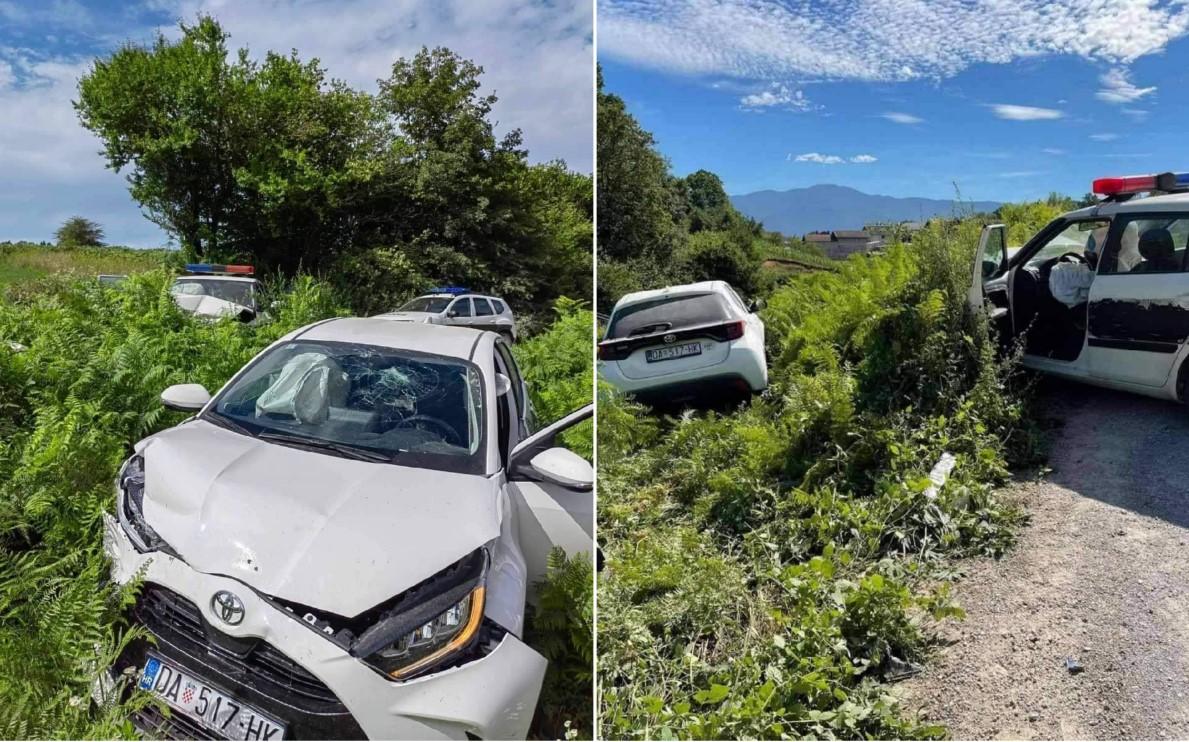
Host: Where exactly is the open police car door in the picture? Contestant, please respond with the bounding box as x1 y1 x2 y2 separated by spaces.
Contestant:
969 223 1012 337
506 404 593 595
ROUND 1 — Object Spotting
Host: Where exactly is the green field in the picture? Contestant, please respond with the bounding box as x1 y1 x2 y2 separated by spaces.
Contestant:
0 243 172 289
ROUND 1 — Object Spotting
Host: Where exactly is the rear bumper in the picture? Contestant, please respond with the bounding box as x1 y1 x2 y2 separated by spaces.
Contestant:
598 349 767 397
102 514 547 740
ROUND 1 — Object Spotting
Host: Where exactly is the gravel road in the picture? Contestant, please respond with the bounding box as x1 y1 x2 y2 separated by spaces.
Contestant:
901 380 1189 739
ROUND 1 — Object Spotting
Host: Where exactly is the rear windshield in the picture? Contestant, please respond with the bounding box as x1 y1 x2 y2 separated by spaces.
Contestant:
606 293 731 339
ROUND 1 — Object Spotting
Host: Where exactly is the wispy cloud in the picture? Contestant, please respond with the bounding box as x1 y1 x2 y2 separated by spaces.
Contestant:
740 84 814 111
999 170 1045 177
1096 67 1156 103
1042 147 1066 155
1121 107 1149 120
989 103 1064 120
599 0 1189 82
791 152 876 164
881 111 922 124
1090 132 1119 141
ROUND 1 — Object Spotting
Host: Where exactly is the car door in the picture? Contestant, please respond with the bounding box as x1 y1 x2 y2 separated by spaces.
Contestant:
472 297 501 333
495 339 533 437
505 404 593 592
447 297 474 327
1087 214 1189 387
969 224 1012 338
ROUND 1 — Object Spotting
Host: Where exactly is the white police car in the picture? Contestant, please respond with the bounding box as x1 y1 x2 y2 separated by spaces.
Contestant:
971 171 1189 401
170 264 261 322
597 280 768 400
101 318 593 740
376 288 518 342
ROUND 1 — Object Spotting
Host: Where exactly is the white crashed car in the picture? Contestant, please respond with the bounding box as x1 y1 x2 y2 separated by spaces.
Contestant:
102 319 593 740
598 280 768 400
375 289 518 342
170 265 261 322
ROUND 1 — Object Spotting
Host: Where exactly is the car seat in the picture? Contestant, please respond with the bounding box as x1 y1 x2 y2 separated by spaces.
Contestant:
1135 228 1179 273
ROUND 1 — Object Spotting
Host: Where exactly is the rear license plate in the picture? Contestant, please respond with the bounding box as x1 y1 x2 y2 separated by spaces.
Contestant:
645 342 702 363
139 655 287 740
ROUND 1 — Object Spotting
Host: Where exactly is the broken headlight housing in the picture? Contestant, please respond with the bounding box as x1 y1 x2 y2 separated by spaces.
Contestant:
353 549 488 680
116 454 175 555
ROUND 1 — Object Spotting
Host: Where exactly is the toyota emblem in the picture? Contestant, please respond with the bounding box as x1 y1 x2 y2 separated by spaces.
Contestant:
211 590 245 626
663 333 677 344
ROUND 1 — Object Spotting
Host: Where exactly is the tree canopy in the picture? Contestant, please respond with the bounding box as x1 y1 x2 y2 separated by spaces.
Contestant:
76 17 590 316
54 217 105 248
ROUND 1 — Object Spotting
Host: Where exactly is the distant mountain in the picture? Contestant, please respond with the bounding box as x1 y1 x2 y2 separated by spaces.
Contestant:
730 184 1001 236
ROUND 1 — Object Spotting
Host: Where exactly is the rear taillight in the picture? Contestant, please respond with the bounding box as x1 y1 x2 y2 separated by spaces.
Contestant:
723 320 745 340
598 342 631 361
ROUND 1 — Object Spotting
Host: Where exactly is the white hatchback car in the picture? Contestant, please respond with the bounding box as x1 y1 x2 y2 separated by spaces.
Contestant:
101 319 592 740
376 289 517 342
598 280 767 399
971 171 1189 402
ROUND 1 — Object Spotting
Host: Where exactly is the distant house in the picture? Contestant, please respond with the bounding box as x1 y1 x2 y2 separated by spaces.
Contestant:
863 220 926 243
804 230 882 259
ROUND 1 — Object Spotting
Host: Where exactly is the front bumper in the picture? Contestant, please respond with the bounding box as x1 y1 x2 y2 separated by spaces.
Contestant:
103 514 547 740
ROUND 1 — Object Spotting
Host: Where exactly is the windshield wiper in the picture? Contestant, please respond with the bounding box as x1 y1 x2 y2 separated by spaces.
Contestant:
257 431 393 463
202 412 254 437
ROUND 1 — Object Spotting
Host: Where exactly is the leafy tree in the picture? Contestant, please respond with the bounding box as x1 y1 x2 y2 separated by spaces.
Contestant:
53 217 104 248
596 67 682 268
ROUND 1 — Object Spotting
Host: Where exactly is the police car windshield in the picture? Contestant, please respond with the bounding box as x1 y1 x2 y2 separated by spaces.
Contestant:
171 278 254 306
398 296 452 313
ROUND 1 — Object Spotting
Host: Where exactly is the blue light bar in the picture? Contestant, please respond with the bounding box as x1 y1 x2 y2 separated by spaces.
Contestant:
429 286 469 295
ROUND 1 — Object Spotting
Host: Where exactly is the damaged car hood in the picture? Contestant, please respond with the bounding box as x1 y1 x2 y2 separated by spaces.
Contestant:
138 420 501 616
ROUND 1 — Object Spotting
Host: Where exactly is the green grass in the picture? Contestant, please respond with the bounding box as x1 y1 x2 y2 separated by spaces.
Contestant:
0 243 172 289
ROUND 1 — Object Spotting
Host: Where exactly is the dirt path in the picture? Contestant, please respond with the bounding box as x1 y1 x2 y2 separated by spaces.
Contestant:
901 381 1189 740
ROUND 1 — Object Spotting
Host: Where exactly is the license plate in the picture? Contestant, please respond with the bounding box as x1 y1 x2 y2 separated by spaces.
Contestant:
139 655 287 740
645 342 702 363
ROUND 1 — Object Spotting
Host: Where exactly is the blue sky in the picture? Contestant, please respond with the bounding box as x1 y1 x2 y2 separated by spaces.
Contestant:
0 0 592 246
599 0 1189 203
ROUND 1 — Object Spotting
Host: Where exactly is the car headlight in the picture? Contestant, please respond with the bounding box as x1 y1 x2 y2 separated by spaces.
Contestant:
116 454 176 555
352 549 488 680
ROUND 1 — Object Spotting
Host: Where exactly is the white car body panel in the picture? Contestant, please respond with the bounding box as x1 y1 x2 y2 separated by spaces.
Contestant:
138 419 502 616
973 190 1189 404
171 275 258 319
375 294 518 340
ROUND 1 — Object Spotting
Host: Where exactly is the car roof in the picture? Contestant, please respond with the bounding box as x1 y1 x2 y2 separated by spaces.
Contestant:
1068 191 1189 220
175 274 257 283
294 317 486 360
613 280 727 309
420 292 504 302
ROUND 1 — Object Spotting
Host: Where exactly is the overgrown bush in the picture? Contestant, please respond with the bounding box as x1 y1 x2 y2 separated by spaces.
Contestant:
597 217 1038 739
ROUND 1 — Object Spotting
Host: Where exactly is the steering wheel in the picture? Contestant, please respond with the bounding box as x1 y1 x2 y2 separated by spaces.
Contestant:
1058 251 1087 264
395 414 463 446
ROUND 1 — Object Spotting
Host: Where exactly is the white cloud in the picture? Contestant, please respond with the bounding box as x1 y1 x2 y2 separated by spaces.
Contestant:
794 152 845 164
1096 67 1156 103
882 111 922 124
1090 132 1120 141
1042 148 1066 155
599 0 1189 82
0 0 592 244
791 152 876 164
740 84 814 111
990 103 1064 120
1122 107 1149 120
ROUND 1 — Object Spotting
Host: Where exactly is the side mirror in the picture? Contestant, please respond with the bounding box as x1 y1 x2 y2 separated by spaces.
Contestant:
525 447 593 491
447 310 458 318
238 307 257 323
161 383 211 412
748 298 764 312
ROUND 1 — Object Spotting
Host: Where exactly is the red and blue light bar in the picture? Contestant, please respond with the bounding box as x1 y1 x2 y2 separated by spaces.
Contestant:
185 263 254 275
1092 171 1189 196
